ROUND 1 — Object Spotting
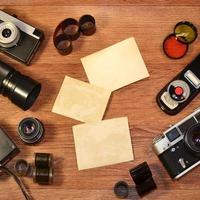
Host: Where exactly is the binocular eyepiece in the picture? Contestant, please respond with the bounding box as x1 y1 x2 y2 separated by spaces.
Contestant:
0 60 41 110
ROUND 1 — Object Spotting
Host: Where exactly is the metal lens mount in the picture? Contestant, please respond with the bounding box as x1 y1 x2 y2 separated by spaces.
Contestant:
0 22 20 48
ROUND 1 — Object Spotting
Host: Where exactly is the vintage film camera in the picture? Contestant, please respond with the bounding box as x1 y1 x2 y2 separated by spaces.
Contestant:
153 108 200 179
157 54 200 115
0 10 44 65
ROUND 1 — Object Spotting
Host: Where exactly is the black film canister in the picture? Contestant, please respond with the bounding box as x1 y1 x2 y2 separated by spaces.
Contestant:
18 118 44 144
0 60 41 110
79 15 96 36
54 34 73 55
62 18 80 41
114 181 129 199
35 153 53 168
136 177 157 196
33 167 53 185
129 162 157 196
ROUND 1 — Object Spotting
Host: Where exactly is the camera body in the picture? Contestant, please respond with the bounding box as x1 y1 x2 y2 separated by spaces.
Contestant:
0 128 19 166
156 54 200 115
0 10 44 65
153 108 200 179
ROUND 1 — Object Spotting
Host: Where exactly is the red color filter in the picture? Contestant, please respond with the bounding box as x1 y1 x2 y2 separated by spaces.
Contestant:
163 34 188 59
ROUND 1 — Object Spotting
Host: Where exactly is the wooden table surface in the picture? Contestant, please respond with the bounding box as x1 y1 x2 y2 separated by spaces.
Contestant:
1 1 200 200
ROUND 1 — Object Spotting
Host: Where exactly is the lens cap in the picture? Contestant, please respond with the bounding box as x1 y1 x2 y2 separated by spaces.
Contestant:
163 34 188 59
184 123 200 155
174 21 198 44
114 181 129 199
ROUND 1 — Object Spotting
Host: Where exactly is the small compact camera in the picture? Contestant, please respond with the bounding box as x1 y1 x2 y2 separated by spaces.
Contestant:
0 10 44 65
153 108 200 179
157 54 200 115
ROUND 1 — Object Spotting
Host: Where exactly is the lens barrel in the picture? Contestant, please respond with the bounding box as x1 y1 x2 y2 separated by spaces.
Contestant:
184 123 200 156
18 118 44 144
0 60 41 110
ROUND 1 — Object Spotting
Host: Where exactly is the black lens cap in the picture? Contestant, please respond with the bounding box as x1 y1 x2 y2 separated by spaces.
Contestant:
114 181 129 199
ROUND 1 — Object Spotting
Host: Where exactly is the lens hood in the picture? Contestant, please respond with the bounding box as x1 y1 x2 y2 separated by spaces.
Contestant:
0 60 41 110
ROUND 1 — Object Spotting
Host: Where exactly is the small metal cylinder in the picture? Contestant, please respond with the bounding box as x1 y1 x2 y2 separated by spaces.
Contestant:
35 153 53 168
33 167 53 185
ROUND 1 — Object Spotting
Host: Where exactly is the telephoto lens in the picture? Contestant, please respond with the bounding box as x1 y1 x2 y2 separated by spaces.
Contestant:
0 60 41 110
18 117 44 144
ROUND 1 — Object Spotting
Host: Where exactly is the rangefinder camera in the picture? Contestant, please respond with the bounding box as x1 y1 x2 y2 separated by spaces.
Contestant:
153 108 200 179
0 10 44 65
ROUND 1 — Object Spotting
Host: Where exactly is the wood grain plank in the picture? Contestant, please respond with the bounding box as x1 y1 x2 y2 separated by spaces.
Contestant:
0 4 200 200
1 0 200 6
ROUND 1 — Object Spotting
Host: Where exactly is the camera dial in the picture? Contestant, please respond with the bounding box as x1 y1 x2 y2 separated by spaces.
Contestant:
167 80 190 103
184 123 200 156
0 22 20 48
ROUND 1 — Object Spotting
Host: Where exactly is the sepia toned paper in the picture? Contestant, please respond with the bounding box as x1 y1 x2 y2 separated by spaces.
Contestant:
73 117 134 170
52 76 111 123
81 37 149 92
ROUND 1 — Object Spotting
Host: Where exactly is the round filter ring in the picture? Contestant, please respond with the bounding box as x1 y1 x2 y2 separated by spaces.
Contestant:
14 159 30 176
163 34 188 59
174 21 198 44
114 181 129 199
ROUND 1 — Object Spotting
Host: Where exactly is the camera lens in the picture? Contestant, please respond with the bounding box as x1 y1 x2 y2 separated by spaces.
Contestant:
18 118 44 144
22 120 36 134
2 28 12 38
0 60 41 110
184 123 200 155
193 134 200 146
0 22 20 48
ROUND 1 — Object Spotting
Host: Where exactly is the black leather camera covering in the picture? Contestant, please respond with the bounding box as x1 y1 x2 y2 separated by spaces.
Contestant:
159 140 199 178
0 29 44 65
